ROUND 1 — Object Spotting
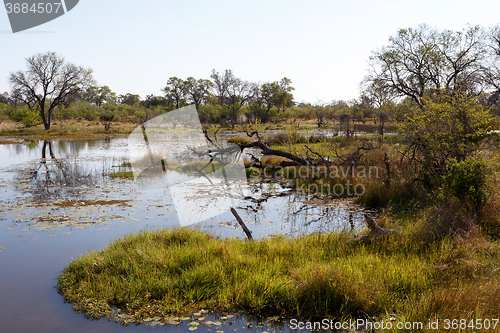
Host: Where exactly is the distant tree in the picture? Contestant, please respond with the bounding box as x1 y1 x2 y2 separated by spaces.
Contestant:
118 93 141 106
9 52 93 129
260 82 280 112
483 24 500 93
185 77 213 111
210 69 256 127
83 85 117 107
163 77 187 109
361 79 392 108
142 95 167 110
339 113 353 139
226 77 254 108
275 77 295 112
61 90 82 108
210 69 233 106
0 92 10 104
361 79 394 135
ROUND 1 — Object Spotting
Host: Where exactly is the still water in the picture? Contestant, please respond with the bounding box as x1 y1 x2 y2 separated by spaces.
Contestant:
0 136 364 333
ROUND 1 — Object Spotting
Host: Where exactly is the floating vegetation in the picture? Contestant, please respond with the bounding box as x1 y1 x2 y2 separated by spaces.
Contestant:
110 172 134 179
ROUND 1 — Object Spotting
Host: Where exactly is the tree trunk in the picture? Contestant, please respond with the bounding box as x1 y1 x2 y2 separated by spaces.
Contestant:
40 105 50 130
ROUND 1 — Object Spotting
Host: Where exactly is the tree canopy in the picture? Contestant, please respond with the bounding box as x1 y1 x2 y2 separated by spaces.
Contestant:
364 24 499 106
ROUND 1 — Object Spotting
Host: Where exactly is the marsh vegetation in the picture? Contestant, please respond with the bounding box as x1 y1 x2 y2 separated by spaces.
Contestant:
2 22 500 332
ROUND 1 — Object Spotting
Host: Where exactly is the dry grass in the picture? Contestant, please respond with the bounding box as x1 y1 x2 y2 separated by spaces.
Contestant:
0 119 137 137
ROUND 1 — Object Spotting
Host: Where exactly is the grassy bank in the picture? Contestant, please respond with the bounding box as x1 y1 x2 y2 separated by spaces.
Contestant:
0 119 137 137
57 217 500 328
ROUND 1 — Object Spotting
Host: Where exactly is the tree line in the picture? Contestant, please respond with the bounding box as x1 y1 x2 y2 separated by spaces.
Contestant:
1 23 499 133
0 54 295 129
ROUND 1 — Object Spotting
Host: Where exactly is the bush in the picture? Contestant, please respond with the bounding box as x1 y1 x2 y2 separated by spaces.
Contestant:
444 157 491 222
8 106 41 127
100 113 117 122
244 105 275 124
399 92 494 177
0 103 11 120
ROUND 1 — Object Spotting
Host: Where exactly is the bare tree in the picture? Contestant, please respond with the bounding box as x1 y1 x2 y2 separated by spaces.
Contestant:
483 24 500 92
9 52 93 130
210 69 233 106
210 69 256 127
365 24 487 106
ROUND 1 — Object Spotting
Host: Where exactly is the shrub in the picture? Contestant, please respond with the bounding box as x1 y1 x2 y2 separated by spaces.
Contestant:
8 106 41 127
444 157 491 223
100 113 117 122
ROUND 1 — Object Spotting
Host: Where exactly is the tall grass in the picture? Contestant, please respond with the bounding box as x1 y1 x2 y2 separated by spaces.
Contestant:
58 222 500 326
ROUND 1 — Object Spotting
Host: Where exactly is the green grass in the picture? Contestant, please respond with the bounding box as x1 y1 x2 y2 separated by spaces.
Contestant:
227 135 254 144
110 171 134 179
0 119 137 137
57 221 500 327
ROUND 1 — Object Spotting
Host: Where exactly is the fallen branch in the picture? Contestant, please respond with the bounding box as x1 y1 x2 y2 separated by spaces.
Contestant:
230 207 253 240
348 214 398 244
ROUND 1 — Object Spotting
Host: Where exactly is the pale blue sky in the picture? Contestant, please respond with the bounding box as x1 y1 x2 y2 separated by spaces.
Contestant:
1 0 499 103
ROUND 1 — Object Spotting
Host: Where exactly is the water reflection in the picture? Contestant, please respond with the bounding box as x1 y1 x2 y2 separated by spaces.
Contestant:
17 140 95 201
0 136 365 333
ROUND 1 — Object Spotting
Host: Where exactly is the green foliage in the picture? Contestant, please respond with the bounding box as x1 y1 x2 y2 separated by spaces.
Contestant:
8 106 41 127
163 77 187 109
400 91 494 175
0 102 11 119
244 104 275 123
445 157 491 214
118 93 141 106
197 104 221 123
100 113 117 122
75 102 101 121
219 104 241 127
82 85 117 107
134 106 163 124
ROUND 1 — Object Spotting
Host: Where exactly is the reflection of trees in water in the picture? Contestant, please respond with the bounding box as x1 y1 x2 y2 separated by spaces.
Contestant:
8 138 103 158
237 189 363 235
17 140 96 201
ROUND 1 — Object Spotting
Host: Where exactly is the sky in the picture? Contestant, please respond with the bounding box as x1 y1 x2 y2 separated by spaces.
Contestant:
1 0 499 104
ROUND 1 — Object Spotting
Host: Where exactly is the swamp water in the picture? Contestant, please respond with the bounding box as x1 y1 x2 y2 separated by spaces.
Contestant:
0 136 365 333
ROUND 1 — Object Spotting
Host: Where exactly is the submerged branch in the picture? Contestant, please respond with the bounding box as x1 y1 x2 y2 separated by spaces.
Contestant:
230 207 253 240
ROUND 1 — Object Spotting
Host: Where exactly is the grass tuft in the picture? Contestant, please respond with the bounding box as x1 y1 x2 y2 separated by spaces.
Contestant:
57 224 500 326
